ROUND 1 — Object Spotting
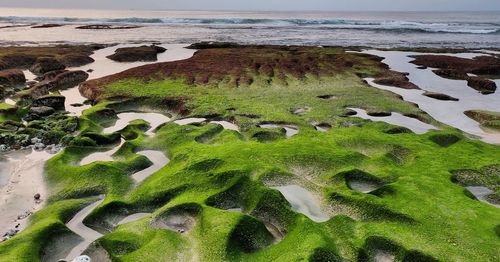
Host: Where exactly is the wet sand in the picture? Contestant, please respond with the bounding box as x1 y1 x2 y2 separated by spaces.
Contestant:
0 149 53 238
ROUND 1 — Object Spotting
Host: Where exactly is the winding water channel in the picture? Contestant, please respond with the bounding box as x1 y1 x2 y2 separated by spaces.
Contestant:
362 50 500 144
0 44 196 253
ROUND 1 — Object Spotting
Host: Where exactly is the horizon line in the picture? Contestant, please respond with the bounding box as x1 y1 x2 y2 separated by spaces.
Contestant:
1 6 500 13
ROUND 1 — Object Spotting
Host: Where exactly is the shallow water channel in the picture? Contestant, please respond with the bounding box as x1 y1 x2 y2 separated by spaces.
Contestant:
347 107 438 134
362 50 500 144
0 44 196 246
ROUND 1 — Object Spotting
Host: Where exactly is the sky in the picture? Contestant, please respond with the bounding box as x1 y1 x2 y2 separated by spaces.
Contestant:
0 0 499 11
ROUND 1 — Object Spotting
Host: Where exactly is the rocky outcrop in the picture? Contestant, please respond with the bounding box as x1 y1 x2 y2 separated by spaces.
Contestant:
106 45 166 62
187 42 240 49
58 54 95 67
31 24 63 28
0 69 26 87
81 45 405 101
29 70 89 99
25 106 56 121
466 77 497 95
0 45 102 71
464 110 500 131
29 57 66 76
76 24 141 30
31 95 65 110
0 69 26 99
373 71 419 89
411 55 500 94
432 69 468 80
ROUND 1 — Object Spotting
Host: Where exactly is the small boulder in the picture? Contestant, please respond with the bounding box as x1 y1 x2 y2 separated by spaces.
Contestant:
29 57 66 76
466 77 497 94
0 69 26 88
423 91 459 101
25 106 55 121
34 193 41 200
58 54 95 67
29 71 88 98
31 95 65 110
367 111 392 117
106 45 166 62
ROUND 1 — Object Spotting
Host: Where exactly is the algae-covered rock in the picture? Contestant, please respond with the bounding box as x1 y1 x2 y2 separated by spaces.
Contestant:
29 57 66 76
106 45 165 62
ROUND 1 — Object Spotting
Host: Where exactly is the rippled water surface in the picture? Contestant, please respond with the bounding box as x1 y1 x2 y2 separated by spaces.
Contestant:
1 9 499 48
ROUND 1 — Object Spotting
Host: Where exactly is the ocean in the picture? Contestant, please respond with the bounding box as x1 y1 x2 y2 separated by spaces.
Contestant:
0 8 499 48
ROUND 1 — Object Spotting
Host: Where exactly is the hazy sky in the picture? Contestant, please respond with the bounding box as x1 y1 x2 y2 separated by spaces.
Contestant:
1 0 499 11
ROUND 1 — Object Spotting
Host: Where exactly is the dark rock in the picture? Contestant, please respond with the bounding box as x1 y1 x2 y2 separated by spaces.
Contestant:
34 193 41 200
432 69 468 80
31 24 63 28
152 45 167 53
187 42 240 49
70 103 84 107
423 91 459 101
25 106 56 120
0 69 26 88
106 45 165 62
342 109 358 117
429 134 461 147
50 70 89 89
466 77 497 94
367 111 392 117
385 126 413 134
411 55 500 74
58 54 95 67
29 70 89 98
87 69 94 73
0 54 37 70
317 95 337 100
0 121 23 132
374 71 419 89
76 24 141 30
29 57 65 76
36 69 67 82
0 104 17 116
83 99 95 105
31 95 65 110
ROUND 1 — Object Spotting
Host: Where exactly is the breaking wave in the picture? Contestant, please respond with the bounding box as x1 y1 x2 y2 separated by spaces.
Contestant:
0 16 499 34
